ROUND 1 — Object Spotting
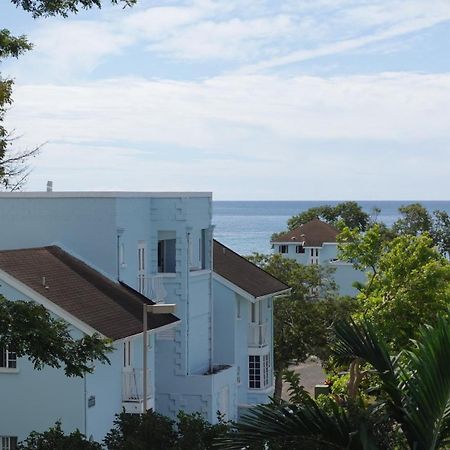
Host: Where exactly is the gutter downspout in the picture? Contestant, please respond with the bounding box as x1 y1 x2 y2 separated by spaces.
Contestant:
186 229 191 376
209 225 215 372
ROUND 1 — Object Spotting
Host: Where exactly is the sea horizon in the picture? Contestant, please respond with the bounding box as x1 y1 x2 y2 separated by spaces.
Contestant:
213 200 450 256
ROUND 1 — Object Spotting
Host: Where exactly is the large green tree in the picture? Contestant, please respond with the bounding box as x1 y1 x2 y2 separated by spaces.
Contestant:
247 253 355 398
338 226 450 349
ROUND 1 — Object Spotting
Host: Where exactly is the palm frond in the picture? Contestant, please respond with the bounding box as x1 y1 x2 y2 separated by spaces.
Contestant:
216 397 374 449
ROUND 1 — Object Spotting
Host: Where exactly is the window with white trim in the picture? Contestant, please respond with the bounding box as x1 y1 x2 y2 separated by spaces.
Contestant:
309 247 320 265
0 347 17 370
249 354 271 389
278 245 288 254
137 241 146 294
295 245 305 254
1 436 18 450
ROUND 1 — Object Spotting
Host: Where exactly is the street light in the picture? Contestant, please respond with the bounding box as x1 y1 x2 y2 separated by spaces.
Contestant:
142 303 176 412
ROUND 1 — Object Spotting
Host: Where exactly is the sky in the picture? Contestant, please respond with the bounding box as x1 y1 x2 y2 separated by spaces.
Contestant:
1 0 450 200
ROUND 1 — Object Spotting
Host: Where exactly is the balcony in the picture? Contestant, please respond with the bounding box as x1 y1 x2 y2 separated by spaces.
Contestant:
122 369 152 413
248 323 269 347
138 274 169 303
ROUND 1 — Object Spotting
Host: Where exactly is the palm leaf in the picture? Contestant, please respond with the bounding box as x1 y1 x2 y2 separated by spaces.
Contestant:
216 397 376 449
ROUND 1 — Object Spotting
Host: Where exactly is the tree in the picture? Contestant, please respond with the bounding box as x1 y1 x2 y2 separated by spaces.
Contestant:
9 0 136 17
338 226 450 349
286 202 369 232
0 295 111 377
392 203 433 237
18 422 101 450
217 313 450 449
247 253 355 398
103 409 230 450
433 209 450 256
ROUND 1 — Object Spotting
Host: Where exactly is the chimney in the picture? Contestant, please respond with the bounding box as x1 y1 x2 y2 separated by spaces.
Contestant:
46 181 53 192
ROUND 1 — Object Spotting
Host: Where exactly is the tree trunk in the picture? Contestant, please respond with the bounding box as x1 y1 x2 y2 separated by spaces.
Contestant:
274 372 284 399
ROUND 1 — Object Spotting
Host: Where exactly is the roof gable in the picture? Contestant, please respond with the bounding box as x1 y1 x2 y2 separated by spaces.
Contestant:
213 240 289 298
0 246 179 340
272 218 339 247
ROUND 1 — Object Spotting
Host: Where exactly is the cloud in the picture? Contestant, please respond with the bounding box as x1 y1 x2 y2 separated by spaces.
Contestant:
5 0 450 79
5 71 450 198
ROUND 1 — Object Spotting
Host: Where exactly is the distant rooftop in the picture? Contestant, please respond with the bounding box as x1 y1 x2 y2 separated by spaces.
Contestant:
0 246 179 339
272 218 339 246
213 240 289 298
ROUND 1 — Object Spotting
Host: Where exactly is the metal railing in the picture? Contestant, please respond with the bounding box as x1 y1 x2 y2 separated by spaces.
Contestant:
122 369 151 402
248 323 269 347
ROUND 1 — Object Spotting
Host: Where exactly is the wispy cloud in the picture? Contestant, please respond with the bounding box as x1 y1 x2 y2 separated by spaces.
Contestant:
6 71 450 198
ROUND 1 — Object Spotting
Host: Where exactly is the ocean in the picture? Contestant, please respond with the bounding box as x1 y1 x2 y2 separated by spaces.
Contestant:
212 201 450 255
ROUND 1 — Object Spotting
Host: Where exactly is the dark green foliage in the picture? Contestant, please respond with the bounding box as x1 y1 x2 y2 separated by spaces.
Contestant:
286 201 369 232
0 295 111 377
18 421 102 450
10 0 136 17
104 409 230 450
104 410 177 450
218 314 450 449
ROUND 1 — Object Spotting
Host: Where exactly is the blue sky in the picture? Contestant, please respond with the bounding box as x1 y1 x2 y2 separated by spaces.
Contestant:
1 0 450 199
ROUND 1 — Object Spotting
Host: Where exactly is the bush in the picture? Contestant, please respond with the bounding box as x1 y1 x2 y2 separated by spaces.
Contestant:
18 421 101 450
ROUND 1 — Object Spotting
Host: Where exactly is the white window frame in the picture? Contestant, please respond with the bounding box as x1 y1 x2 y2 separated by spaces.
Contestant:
0 348 17 371
295 245 305 254
248 353 271 390
1 436 18 450
123 339 132 369
309 247 320 265
137 241 146 294
279 245 288 254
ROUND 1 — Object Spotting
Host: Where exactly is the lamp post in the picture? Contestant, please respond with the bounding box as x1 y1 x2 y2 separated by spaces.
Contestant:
142 303 176 412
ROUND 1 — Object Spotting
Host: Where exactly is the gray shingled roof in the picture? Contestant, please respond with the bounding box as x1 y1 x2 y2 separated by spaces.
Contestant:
0 246 179 340
213 240 289 298
272 218 339 247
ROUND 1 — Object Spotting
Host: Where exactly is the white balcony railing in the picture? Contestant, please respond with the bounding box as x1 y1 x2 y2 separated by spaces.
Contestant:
137 275 167 303
122 369 151 403
248 323 269 347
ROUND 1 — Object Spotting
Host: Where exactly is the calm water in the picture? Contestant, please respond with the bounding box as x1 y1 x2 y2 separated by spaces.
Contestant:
212 201 450 255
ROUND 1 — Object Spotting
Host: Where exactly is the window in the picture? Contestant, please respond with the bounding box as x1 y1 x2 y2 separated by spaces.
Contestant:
1 436 18 450
309 247 320 265
137 241 146 294
123 340 132 368
279 245 288 254
200 229 207 269
119 242 125 266
0 348 17 369
158 232 176 273
263 354 270 387
237 366 241 384
250 302 260 324
249 354 271 389
295 245 305 254
249 355 261 389
236 297 241 319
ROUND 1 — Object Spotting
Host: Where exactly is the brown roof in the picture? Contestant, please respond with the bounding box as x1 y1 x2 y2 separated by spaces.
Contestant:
272 218 339 247
0 246 179 340
213 240 289 298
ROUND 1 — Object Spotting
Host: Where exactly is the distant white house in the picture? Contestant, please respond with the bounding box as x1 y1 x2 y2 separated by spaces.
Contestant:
0 191 289 445
271 218 365 296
